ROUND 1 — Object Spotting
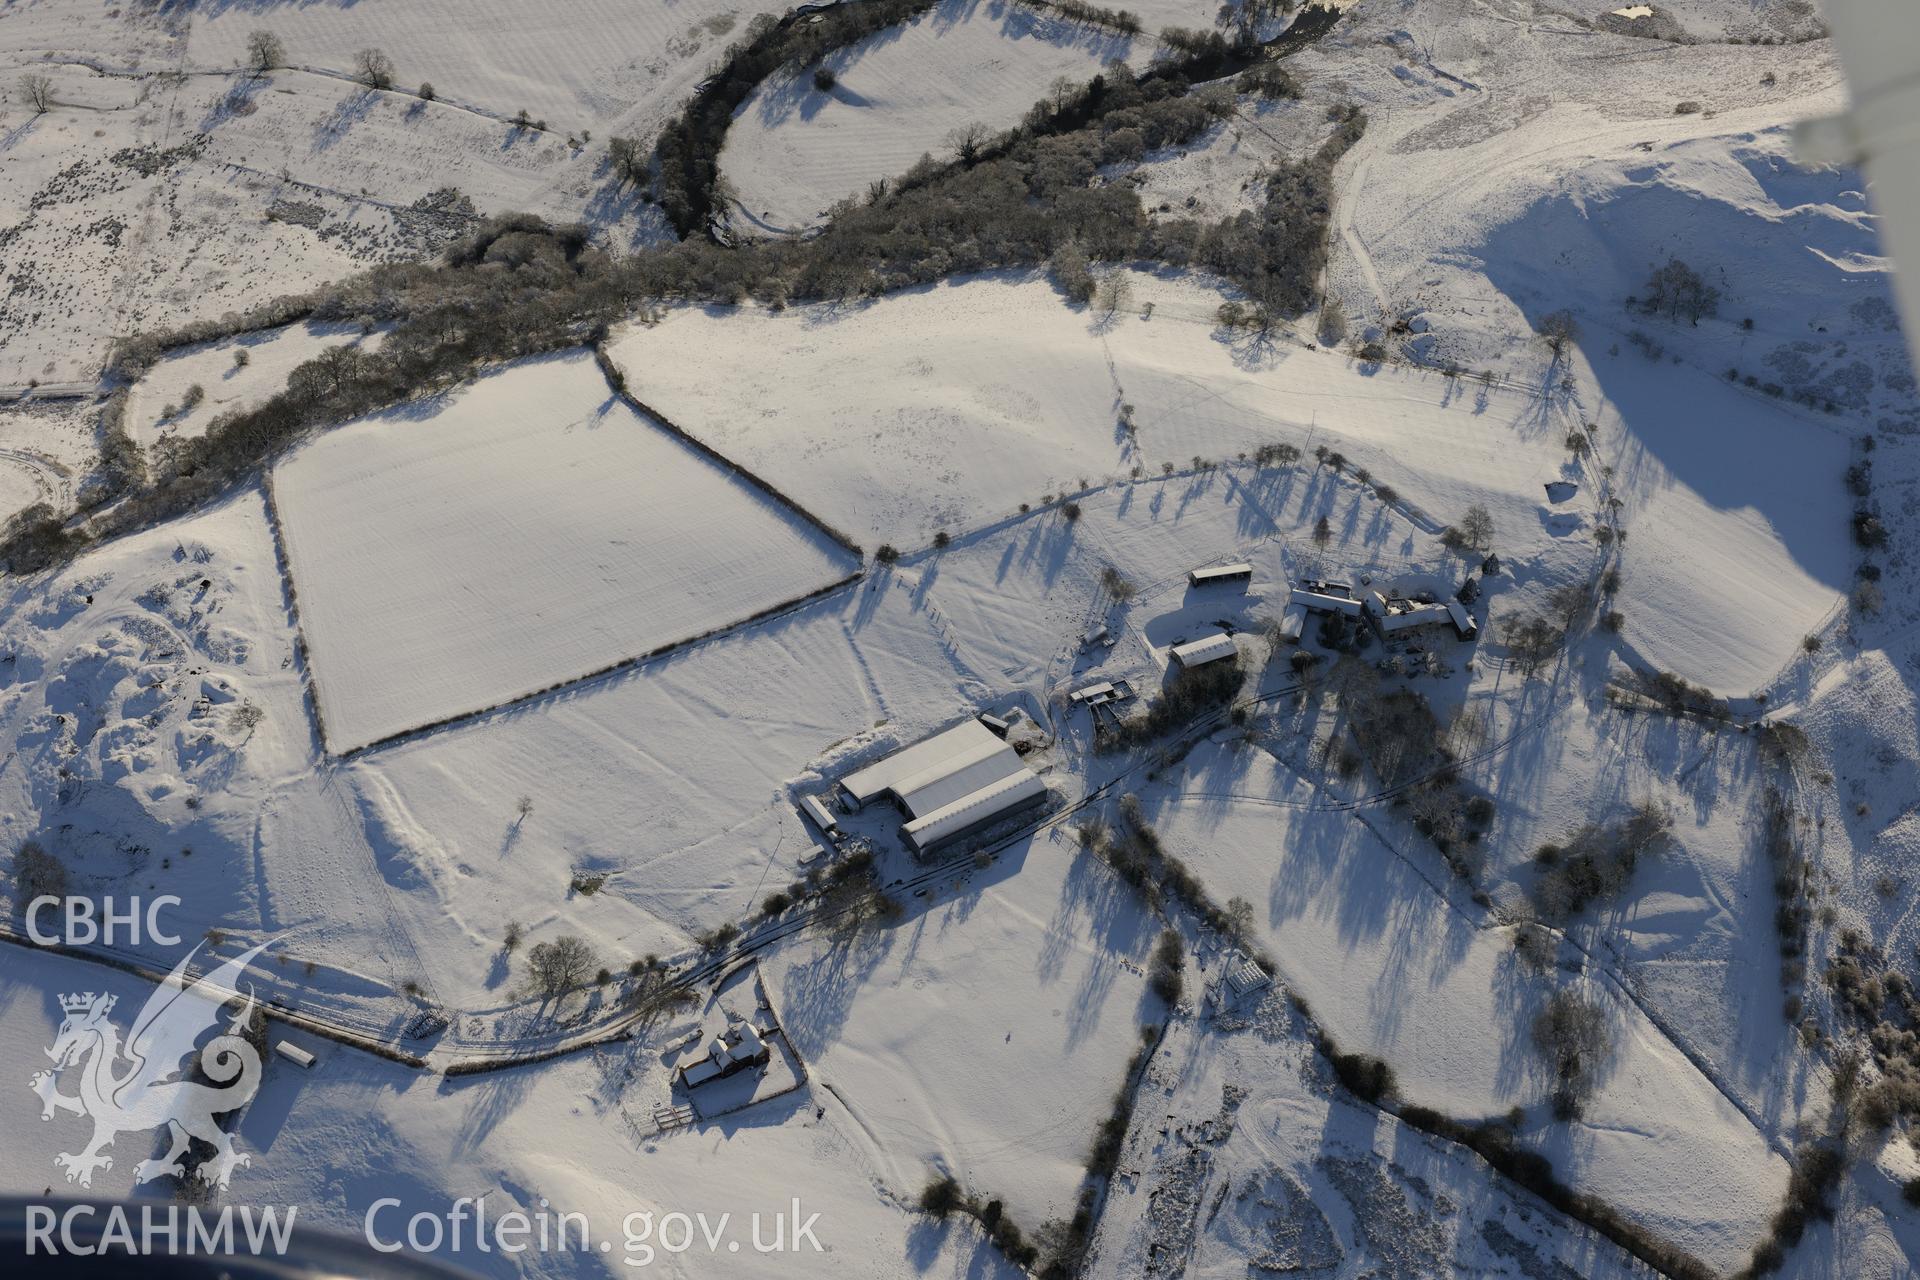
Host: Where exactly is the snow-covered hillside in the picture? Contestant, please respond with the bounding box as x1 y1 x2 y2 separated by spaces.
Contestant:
4 0 1919 1275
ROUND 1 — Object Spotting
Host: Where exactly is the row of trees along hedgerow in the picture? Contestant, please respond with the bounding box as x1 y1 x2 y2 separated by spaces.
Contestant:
3 12 1360 573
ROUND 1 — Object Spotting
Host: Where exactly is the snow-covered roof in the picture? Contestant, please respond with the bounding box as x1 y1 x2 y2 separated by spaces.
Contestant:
1170 632 1237 668
902 769 1047 851
1071 681 1117 703
1375 601 1452 633
1277 603 1307 641
1189 562 1253 584
1290 588 1364 616
892 734 1024 817
800 794 840 833
1446 600 1477 636
838 719 1008 808
1225 957 1271 996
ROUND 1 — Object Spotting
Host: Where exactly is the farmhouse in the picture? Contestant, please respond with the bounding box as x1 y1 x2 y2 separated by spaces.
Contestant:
677 1020 771 1089
1366 590 1454 635
1188 562 1253 589
1364 590 1479 641
837 719 1047 854
1170 632 1238 670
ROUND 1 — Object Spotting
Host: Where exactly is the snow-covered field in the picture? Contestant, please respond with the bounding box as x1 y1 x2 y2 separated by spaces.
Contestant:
763 839 1162 1225
1143 742 1788 1272
181 0 786 140
6 0 1920 1274
128 320 381 450
722 0 1146 232
1 0 750 383
272 351 858 751
0 941 1025 1280
612 268 1848 692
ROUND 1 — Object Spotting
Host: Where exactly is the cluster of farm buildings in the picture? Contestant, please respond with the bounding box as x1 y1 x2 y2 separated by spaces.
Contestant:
801 716 1047 856
795 560 1481 860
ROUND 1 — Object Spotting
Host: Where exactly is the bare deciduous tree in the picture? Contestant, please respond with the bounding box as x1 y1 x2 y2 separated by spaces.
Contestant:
1093 270 1132 318
1531 989 1612 1117
1443 503 1494 553
1048 238 1093 304
246 30 286 75
1500 614 1565 678
22 72 54 114
945 120 990 165
353 47 395 91
607 135 645 185
1318 295 1348 346
525 934 596 997
1638 257 1720 327
13 840 68 904
1537 309 1578 360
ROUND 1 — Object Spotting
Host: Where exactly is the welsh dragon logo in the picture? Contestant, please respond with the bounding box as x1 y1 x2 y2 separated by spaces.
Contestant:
29 941 270 1190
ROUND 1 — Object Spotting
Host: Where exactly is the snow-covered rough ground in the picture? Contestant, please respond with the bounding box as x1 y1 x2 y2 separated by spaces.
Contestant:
5 0 1920 1275
1142 742 1787 1272
1087 985 1664 1279
1 0 759 383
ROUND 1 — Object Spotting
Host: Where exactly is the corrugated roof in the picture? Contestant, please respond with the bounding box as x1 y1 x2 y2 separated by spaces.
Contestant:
800 794 839 831
895 737 1028 817
839 719 1005 806
902 769 1047 850
1290 588 1364 616
1171 633 1238 667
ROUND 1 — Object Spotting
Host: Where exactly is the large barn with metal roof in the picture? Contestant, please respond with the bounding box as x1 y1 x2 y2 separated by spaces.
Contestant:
837 719 1046 854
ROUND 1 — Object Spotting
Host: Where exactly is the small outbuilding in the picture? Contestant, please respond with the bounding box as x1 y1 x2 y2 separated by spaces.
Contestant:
799 793 841 839
1224 955 1271 998
1170 632 1238 670
1445 599 1478 640
1071 681 1117 706
1188 562 1253 589
274 1041 316 1070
